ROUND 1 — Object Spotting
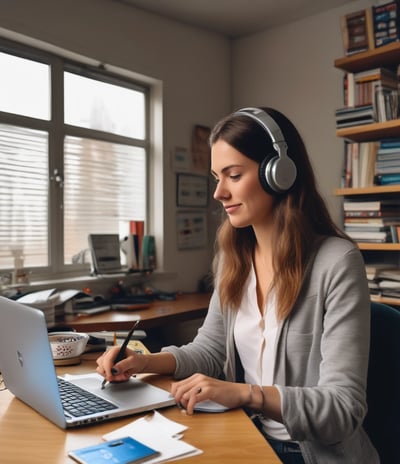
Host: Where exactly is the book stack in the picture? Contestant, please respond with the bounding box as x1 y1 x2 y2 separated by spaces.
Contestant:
341 8 375 55
339 67 399 125
373 1 400 48
342 141 379 188
335 104 375 128
121 233 156 271
375 138 400 185
375 267 400 298
365 264 400 298
365 262 398 296
343 198 400 242
346 68 398 107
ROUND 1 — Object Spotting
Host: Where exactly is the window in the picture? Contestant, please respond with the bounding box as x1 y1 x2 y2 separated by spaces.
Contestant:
0 40 148 278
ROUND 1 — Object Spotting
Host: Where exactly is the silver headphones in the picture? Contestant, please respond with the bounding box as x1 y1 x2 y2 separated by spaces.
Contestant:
234 107 297 194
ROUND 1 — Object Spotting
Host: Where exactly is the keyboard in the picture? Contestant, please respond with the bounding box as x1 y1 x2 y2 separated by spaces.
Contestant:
57 377 117 417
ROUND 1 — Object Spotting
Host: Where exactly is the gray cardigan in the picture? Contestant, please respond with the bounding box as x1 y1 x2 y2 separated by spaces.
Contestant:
163 236 380 464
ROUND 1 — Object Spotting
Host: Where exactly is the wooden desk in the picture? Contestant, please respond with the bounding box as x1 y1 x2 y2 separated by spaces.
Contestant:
0 356 280 463
63 293 210 332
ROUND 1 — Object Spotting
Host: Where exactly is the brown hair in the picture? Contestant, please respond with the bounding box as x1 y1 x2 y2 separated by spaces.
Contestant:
210 107 349 319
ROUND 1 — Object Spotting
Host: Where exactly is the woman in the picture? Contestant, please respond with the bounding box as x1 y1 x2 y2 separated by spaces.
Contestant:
97 107 379 464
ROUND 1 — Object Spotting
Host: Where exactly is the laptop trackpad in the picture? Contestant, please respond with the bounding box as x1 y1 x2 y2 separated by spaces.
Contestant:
67 374 174 409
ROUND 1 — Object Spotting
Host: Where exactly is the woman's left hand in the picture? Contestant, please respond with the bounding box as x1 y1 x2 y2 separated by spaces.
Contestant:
170 373 249 415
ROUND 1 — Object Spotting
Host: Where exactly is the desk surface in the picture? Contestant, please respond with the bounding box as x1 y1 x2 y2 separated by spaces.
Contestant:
64 293 211 332
0 355 280 463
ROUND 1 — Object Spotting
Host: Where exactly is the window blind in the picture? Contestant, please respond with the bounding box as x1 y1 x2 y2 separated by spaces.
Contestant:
63 136 146 264
0 123 48 269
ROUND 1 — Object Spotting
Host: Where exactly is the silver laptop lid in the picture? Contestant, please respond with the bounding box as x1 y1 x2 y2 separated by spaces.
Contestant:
0 296 67 428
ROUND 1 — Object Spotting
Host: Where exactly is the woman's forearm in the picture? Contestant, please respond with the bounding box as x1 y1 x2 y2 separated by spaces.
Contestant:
140 351 177 375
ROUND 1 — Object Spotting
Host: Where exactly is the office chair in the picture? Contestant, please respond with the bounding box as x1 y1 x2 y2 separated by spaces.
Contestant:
363 302 400 464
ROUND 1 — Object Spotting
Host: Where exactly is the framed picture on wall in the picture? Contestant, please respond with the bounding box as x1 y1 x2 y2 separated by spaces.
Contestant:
191 125 211 173
176 173 208 207
172 146 190 172
176 211 207 249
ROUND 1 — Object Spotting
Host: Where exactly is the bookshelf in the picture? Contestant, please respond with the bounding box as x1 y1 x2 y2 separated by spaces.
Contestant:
336 119 400 141
334 42 400 306
334 42 400 72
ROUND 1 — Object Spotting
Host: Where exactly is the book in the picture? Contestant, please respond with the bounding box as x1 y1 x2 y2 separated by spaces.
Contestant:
346 229 389 242
379 279 400 289
379 268 400 280
380 138 400 148
335 104 375 128
344 224 390 232
345 216 400 226
68 436 160 464
376 174 400 185
343 199 400 211
344 209 400 217
365 263 399 280
130 221 145 268
343 72 355 106
141 235 156 271
373 1 400 47
341 8 375 55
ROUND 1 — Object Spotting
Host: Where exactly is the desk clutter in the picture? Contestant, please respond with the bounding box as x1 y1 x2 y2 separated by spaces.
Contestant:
46 329 150 366
101 410 202 462
68 410 202 463
6 284 176 325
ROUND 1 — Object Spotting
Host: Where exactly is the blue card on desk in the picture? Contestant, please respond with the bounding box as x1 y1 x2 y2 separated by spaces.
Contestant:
68 436 160 464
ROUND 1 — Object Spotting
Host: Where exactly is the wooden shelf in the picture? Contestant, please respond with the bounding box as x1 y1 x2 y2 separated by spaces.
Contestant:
334 42 400 73
357 243 400 251
336 119 400 142
371 294 400 306
334 185 400 196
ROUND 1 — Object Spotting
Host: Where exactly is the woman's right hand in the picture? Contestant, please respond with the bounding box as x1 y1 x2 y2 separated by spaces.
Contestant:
96 346 148 383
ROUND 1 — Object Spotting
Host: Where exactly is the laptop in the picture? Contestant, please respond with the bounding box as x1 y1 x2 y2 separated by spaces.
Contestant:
0 296 176 429
88 233 128 275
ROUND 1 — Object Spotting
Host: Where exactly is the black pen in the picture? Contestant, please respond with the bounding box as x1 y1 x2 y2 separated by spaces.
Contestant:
101 319 140 389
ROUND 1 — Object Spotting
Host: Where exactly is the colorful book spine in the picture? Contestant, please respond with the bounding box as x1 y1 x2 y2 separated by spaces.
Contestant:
373 1 400 47
141 235 156 271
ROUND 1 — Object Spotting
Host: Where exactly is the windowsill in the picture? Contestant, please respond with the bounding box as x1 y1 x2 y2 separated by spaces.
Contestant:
1 270 177 296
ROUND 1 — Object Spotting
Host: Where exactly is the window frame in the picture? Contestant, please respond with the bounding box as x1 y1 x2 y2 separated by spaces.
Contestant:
0 37 151 281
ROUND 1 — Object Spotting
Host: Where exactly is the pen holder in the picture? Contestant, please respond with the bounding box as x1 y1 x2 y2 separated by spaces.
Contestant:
49 332 89 365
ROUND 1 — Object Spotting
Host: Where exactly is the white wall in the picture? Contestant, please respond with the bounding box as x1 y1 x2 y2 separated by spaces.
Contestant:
232 0 373 224
1 0 231 293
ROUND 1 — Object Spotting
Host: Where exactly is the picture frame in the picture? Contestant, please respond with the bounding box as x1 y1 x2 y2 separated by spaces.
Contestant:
191 125 211 173
176 173 208 207
176 211 207 249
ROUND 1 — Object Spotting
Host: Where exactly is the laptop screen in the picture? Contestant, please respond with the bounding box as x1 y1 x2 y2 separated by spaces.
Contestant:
88 234 122 274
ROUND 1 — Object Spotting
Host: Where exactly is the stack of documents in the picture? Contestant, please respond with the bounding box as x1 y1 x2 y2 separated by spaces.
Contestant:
102 410 202 462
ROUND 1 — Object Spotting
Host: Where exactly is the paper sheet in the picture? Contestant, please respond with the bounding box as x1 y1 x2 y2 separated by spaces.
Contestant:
103 411 202 462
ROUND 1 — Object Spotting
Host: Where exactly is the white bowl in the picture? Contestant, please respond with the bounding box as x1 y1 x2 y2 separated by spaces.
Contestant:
48 332 89 360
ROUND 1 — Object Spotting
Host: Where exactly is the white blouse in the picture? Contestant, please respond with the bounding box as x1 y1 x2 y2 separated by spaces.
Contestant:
234 264 291 441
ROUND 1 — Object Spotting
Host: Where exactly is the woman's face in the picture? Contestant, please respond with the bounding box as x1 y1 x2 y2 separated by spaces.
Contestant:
211 139 275 229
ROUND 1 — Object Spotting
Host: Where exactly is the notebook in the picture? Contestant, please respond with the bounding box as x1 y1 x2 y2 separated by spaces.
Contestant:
0 296 176 429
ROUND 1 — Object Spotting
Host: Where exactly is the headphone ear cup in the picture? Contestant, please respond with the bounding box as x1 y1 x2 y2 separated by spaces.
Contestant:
259 154 297 194
258 154 277 195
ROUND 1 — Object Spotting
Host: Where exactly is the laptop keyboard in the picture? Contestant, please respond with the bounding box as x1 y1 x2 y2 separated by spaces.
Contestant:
57 377 118 417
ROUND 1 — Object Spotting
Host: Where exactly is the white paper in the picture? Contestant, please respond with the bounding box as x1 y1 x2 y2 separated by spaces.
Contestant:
103 411 202 462
18 288 58 304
